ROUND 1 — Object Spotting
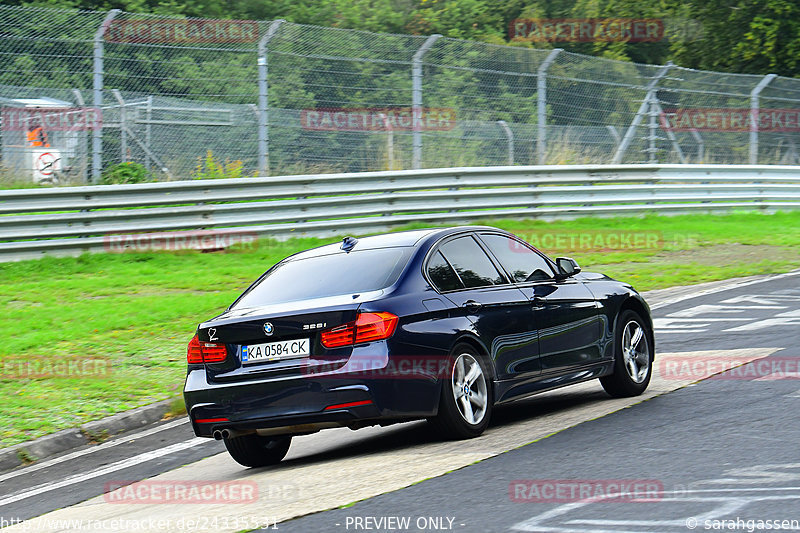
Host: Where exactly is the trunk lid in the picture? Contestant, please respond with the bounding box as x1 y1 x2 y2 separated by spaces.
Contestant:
197 291 382 382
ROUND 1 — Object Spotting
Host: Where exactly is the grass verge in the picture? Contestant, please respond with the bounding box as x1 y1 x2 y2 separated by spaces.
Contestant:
1 211 799 447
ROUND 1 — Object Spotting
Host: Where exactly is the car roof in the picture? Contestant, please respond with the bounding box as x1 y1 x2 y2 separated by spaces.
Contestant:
286 226 506 262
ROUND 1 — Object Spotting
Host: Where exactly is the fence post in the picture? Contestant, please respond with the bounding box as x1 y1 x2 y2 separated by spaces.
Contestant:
91 9 120 183
257 20 285 176
72 90 88 183
689 129 705 162
612 62 673 164
647 93 658 163
145 95 153 172
537 48 562 165
650 100 686 163
379 113 395 170
412 34 441 170
111 90 127 163
497 120 514 165
750 74 777 165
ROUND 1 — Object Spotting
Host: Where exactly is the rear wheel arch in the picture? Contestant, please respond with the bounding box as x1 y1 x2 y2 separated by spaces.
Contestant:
449 334 494 381
429 339 494 439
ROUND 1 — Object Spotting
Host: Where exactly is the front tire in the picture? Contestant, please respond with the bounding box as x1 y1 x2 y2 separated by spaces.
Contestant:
428 344 492 439
600 309 653 398
224 434 291 467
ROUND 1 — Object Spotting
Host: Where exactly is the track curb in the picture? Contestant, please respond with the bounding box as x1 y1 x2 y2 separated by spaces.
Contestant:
0 399 176 474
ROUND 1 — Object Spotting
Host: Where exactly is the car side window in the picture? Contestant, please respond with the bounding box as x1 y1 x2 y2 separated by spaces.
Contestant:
438 236 506 289
427 250 464 292
479 233 554 283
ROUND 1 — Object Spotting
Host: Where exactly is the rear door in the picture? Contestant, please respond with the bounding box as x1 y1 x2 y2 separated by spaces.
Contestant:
430 234 540 382
477 232 603 375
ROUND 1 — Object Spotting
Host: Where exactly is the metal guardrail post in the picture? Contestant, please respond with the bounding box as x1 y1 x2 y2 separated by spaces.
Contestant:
412 34 441 170
750 74 777 165
497 120 514 165
92 9 120 183
257 20 285 176
612 62 673 164
536 49 562 165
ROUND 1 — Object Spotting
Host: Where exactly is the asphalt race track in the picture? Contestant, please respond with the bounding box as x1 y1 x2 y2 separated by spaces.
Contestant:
1 271 799 532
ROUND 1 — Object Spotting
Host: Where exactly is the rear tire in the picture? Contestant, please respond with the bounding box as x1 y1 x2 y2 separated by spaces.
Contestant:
428 344 492 439
600 309 653 398
224 434 291 467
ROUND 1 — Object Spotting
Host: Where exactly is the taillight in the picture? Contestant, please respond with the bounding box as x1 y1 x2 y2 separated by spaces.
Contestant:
320 312 398 348
201 342 227 363
354 312 399 343
187 335 203 364
320 324 355 348
187 334 228 364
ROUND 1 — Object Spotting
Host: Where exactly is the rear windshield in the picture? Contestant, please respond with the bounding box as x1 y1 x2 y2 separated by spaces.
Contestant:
231 247 412 308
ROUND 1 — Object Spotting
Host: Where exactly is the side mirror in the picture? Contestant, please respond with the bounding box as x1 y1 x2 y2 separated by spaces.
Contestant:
555 257 581 280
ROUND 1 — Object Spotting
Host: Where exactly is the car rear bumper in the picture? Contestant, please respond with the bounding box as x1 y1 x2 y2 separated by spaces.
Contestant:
184 346 444 438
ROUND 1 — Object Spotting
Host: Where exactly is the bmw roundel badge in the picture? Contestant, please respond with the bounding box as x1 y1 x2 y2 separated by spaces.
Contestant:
263 322 274 336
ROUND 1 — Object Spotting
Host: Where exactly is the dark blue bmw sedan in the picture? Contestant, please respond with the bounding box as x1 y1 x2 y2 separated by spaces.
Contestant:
184 226 653 467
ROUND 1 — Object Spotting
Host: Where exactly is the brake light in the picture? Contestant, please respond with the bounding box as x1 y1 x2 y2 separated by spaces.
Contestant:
187 334 228 364
320 312 398 348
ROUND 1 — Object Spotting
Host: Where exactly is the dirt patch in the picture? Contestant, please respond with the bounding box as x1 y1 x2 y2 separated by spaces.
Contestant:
652 244 800 266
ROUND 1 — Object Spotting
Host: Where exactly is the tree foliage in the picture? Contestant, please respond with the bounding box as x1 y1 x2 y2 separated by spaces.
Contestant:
6 0 797 75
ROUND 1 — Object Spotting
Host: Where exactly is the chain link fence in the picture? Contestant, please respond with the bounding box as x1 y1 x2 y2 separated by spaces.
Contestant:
1 4 799 184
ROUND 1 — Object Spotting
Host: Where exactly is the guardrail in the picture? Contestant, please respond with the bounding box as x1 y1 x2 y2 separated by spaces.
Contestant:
2 164 800 262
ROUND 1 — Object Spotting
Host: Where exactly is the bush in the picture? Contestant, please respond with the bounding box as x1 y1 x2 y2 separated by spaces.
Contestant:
192 150 244 180
101 162 151 185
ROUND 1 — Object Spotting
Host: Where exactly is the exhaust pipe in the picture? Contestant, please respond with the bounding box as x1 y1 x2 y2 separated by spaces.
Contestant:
212 428 254 440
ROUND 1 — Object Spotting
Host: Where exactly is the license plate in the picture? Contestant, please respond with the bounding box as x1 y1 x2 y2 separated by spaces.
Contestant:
241 338 310 364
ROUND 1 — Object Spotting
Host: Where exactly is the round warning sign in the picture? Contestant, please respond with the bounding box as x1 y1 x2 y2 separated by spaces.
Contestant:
37 152 57 176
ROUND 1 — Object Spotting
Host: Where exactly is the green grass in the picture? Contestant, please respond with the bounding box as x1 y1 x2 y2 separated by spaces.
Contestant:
1 211 800 447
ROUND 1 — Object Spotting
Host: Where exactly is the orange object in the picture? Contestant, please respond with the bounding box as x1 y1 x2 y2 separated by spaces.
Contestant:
26 127 50 147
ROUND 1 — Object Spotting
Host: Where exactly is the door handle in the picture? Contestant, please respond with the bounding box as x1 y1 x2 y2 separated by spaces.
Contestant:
532 296 546 309
463 300 482 312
